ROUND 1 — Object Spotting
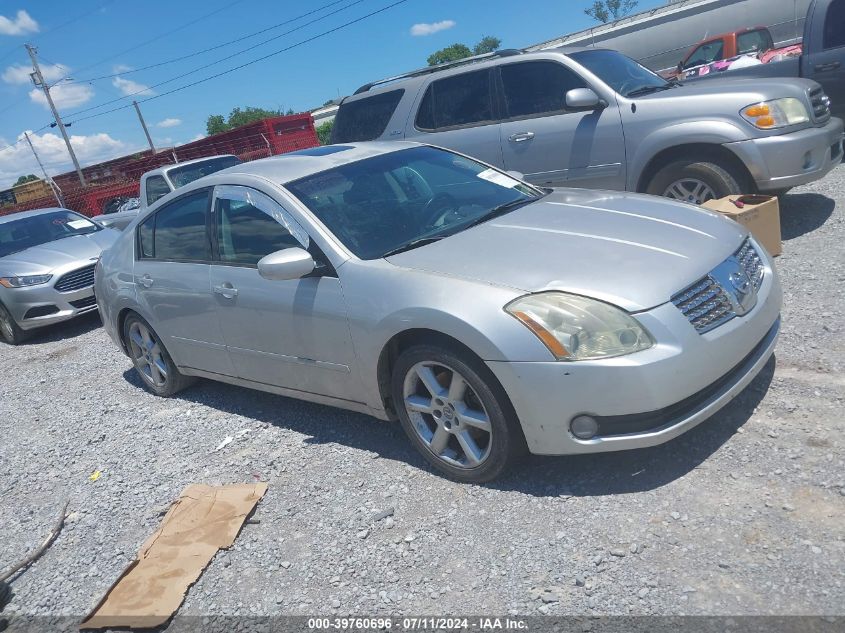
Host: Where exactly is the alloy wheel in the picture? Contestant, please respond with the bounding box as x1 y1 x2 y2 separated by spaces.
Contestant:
127 321 168 388
663 178 716 205
402 361 492 469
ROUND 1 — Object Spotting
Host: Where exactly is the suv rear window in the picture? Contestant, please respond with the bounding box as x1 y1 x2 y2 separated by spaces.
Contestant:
415 69 494 131
331 89 404 142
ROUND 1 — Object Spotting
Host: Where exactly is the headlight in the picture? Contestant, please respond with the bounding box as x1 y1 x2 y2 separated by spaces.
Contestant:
505 292 654 361
0 274 53 288
741 98 809 129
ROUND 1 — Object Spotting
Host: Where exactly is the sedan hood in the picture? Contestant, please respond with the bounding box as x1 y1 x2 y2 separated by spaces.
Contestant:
0 229 119 276
386 190 746 311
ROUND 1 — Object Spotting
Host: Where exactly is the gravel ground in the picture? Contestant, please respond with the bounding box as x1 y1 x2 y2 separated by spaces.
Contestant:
0 166 843 624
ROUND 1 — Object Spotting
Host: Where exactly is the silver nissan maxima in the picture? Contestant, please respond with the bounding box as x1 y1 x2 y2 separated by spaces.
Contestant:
97 142 781 482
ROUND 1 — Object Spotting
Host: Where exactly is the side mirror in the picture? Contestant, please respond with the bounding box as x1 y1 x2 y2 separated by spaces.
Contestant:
506 170 525 181
565 88 606 110
257 247 315 281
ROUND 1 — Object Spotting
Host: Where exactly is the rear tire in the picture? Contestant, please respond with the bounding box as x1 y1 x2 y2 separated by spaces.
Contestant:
0 301 26 345
647 160 745 205
123 313 195 397
391 343 526 483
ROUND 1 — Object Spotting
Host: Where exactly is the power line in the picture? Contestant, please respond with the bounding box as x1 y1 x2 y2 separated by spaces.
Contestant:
61 0 367 120
64 0 359 85
66 0 409 126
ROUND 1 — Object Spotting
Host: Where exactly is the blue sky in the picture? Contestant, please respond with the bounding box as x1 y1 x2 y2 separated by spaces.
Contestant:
0 0 662 188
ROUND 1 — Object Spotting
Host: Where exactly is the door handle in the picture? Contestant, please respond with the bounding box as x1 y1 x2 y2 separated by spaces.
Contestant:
508 132 535 143
213 284 239 299
139 274 153 288
815 61 841 72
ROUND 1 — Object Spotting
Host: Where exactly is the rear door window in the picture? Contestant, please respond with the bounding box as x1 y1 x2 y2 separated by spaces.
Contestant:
145 175 171 206
499 61 587 119
331 89 404 142
415 69 495 131
824 0 845 49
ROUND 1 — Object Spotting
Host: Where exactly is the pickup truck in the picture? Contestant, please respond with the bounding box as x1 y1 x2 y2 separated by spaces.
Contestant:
96 154 241 230
683 0 845 121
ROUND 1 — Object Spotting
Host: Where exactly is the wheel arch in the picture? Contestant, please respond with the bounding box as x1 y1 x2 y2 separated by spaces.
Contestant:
635 142 756 194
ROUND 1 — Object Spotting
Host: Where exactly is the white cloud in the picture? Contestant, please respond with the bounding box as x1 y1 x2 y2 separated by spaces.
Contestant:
156 117 181 128
112 75 154 97
0 10 39 36
189 133 206 142
0 130 132 189
410 20 455 36
2 61 68 85
28 82 94 109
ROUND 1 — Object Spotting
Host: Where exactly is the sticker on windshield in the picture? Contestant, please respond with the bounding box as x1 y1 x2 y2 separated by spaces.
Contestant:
477 168 518 188
68 219 94 229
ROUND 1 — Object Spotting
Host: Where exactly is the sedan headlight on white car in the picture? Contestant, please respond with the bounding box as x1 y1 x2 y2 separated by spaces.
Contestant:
506 292 654 361
741 98 810 129
0 274 52 288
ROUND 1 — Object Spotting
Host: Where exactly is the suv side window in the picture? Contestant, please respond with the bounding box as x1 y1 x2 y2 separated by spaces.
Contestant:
824 0 845 49
213 186 309 266
145 175 171 206
331 89 405 142
683 40 724 69
138 190 211 261
415 69 494 131
500 61 587 119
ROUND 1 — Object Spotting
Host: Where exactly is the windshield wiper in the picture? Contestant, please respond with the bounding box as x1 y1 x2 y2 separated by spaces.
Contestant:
382 236 446 258
464 197 536 230
626 84 672 98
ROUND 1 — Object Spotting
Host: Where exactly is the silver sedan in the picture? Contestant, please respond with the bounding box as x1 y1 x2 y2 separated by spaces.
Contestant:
0 208 118 344
96 142 781 482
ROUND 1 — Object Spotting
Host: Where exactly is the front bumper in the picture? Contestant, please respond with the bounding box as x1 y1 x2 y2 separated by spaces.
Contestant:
1 283 98 331
487 249 782 455
726 117 844 192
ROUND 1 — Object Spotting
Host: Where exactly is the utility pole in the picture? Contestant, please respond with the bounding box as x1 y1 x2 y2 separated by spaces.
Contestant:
133 100 156 153
23 131 64 207
26 43 86 187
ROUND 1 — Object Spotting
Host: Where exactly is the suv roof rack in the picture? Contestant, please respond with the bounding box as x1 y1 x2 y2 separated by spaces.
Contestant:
353 49 524 95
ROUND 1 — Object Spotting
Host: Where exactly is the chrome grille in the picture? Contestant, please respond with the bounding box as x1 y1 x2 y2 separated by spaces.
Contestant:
809 86 831 123
672 238 765 334
54 264 96 292
735 238 764 291
672 276 735 334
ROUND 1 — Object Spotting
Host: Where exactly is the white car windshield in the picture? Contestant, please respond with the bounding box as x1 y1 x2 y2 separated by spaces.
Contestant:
285 146 543 260
0 211 101 258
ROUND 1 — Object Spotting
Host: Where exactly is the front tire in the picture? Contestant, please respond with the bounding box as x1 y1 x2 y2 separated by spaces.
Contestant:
0 302 26 345
391 344 526 483
647 160 745 205
123 313 195 397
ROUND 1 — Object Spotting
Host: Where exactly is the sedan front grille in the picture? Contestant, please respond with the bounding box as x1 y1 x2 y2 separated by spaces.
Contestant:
672 276 735 334
809 86 831 123
672 238 765 334
54 264 96 292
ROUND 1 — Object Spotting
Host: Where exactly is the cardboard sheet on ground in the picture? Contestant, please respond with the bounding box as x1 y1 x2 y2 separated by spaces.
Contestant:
81 482 268 629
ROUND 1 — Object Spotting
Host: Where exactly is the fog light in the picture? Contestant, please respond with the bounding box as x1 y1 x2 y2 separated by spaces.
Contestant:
570 415 598 440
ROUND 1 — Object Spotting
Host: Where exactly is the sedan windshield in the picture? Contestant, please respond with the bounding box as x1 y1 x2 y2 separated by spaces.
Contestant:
285 146 542 260
0 210 101 258
167 155 241 188
570 49 669 97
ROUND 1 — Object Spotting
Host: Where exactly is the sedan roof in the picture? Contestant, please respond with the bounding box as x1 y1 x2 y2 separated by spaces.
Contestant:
215 141 420 184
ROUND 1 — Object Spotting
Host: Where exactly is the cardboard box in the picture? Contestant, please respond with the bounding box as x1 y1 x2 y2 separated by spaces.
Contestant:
703 194 782 256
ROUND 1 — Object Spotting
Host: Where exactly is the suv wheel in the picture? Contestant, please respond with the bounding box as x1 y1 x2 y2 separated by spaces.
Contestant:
123 314 195 396
391 344 526 483
647 160 743 205
0 302 26 345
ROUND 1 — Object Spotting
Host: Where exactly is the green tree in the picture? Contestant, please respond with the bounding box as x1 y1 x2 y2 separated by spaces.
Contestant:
13 174 39 186
206 106 286 135
473 36 501 55
584 0 638 23
427 43 472 66
316 120 334 145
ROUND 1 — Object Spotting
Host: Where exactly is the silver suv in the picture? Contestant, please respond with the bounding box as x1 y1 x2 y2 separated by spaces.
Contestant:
332 48 843 204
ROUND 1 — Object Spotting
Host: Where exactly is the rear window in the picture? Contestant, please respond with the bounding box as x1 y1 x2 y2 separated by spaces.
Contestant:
415 69 494 131
331 89 404 143
737 29 773 54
